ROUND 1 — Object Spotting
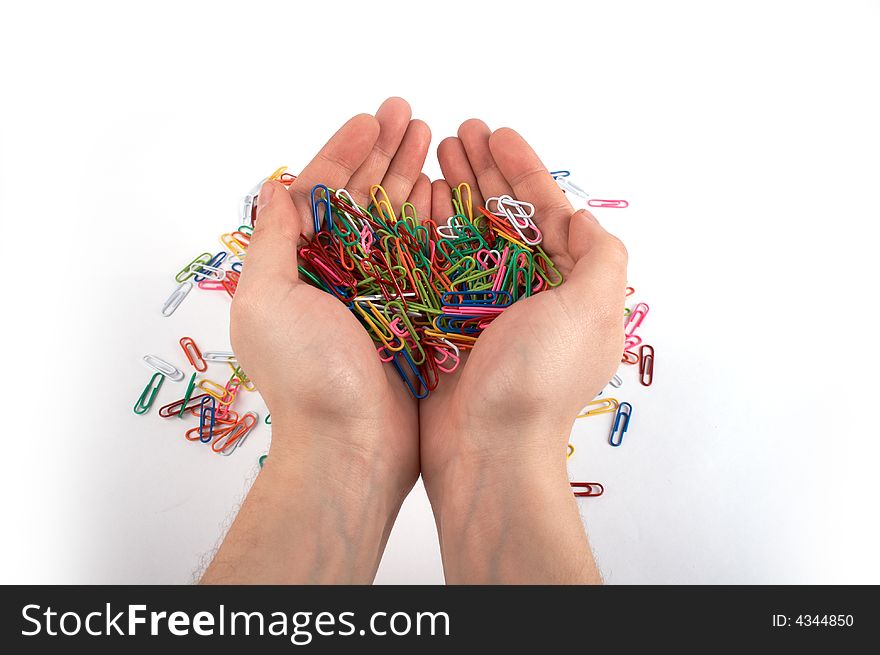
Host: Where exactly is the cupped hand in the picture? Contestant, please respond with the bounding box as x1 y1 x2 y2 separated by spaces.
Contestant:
421 121 629 493
231 98 431 499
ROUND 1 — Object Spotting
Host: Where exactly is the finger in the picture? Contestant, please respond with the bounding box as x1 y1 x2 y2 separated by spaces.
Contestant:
407 173 432 220
457 118 514 203
238 181 300 291
289 113 380 236
346 97 412 207
488 127 574 257
437 137 483 211
379 119 431 212
431 179 454 222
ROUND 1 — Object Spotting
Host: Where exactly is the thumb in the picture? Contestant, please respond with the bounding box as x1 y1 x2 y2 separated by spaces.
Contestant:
238 180 302 289
555 209 629 323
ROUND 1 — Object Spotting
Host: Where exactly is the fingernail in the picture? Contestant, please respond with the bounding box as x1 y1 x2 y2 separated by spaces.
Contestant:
258 182 275 210
577 208 599 224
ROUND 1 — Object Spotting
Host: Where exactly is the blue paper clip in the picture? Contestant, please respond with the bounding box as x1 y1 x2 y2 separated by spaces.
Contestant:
231 261 242 273
549 170 570 179
389 348 429 399
311 184 332 232
609 402 632 447
199 396 216 443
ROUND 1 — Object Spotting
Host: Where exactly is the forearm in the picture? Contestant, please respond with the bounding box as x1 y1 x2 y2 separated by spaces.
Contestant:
426 429 601 585
201 422 404 585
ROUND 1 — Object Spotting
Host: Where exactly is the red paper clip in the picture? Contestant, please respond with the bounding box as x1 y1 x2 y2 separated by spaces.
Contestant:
588 199 628 208
179 336 207 372
639 344 654 386
621 349 639 365
571 482 605 497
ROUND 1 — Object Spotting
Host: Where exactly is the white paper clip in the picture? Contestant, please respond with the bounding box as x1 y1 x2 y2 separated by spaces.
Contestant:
189 263 226 281
142 355 185 382
203 350 238 363
555 176 590 199
609 374 623 388
162 282 192 317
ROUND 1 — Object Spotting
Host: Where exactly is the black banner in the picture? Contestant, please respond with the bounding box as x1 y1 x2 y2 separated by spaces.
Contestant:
1 586 874 651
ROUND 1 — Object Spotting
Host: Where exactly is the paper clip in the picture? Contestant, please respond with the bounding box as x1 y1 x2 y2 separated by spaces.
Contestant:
162 282 192 317
624 302 649 336
312 184 332 232
198 396 216 443
189 263 226 282
212 412 258 455
609 374 623 388
587 199 628 208
265 414 271 425
554 176 590 199
621 350 639 365
609 402 632 447
571 482 605 497
179 337 207 372
175 253 212 283
639 345 654 387
258 454 267 468
133 372 164 415
158 391 208 418
202 350 237 364
567 443 575 459
577 397 619 418
142 355 185 382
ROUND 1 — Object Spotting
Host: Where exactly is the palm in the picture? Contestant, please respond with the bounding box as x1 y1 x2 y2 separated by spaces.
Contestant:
420 122 625 475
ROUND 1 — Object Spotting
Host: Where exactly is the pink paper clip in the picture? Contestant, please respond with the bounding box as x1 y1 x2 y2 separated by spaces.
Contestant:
624 302 649 337
588 199 629 208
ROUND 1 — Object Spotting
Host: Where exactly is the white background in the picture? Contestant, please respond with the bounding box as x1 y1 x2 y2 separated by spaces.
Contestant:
1 0 878 584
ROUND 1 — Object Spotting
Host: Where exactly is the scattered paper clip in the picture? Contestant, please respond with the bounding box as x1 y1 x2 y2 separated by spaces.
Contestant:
133 373 164 415
142 355 185 382
577 397 620 418
571 482 605 497
625 302 649 337
202 351 237 364
567 443 575 459
609 374 623 388
609 402 632 447
588 199 628 208
162 282 192 317
213 412 258 455
179 337 207 372
639 344 654 387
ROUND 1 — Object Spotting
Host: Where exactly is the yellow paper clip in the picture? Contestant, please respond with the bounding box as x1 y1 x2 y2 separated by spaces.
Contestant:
577 397 619 419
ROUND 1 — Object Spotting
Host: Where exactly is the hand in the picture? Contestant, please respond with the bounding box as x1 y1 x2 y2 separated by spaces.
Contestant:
203 98 431 583
420 121 628 583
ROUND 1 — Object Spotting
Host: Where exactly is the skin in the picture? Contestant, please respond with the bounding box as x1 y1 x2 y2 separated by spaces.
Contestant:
200 101 627 585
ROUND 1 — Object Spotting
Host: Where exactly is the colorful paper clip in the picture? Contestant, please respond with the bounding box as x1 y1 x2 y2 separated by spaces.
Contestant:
142 355 185 382
609 402 632 447
198 396 216 443
571 482 605 497
587 199 628 208
577 397 619 418
567 444 575 459
175 253 212 283
621 350 639 365
212 412 258 455
624 302 649 337
179 337 207 372
158 391 208 418
639 344 654 387
162 282 193 317
133 372 164 415
258 454 268 468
